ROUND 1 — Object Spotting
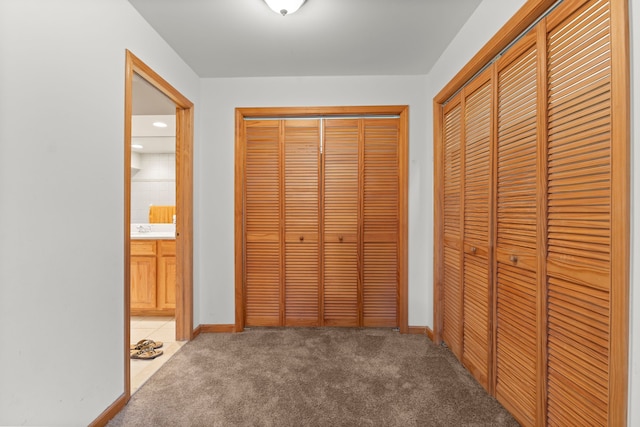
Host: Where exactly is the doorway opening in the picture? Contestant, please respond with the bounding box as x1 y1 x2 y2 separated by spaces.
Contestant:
124 50 194 398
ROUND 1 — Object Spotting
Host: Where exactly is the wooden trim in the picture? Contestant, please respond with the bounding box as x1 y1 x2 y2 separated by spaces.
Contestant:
192 324 203 339
609 0 630 424
398 107 410 334
124 50 194 403
432 99 444 345
234 109 246 333
535 20 549 426
434 0 558 104
199 324 237 333
175 106 194 341
407 326 434 341
235 106 409 333
238 105 408 118
123 49 133 403
88 394 127 427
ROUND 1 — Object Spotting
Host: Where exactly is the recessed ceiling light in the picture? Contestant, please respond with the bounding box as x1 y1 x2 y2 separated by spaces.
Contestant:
132 144 144 149
153 121 168 128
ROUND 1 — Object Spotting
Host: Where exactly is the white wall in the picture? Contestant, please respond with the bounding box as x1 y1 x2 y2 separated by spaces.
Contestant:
0 0 199 425
198 75 430 327
429 0 639 424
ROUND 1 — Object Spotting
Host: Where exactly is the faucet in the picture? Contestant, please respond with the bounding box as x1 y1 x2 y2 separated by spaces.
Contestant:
137 225 152 233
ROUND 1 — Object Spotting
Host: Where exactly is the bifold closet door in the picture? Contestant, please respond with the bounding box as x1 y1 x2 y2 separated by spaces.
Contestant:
545 1 613 424
244 116 400 329
494 30 540 426
323 119 360 326
284 120 320 326
362 119 399 327
461 71 493 390
323 118 400 327
441 99 464 360
244 120 282 326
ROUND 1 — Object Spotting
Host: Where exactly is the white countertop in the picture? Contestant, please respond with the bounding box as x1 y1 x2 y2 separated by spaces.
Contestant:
130 223 176 240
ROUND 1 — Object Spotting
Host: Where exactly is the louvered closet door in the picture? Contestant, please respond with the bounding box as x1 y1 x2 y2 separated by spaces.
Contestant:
323 119 360 326
462 72 492 390
244 120 281 326
441 98 464 359
362 119 399 327
546 1 612 424
495 31 539 426
284 120 320 326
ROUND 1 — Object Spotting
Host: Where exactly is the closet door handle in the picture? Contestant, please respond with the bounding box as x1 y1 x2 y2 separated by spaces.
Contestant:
471 247 477 254
510 255 518 264
338 235 344 242
299 235 304 242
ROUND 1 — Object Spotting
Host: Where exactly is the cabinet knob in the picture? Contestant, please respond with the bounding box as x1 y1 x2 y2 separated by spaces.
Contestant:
471 247 477 254
299 235 304 242
510 255 518 263
339 235 344 242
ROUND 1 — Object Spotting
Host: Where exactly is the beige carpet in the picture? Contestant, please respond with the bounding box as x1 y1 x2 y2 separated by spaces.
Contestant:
108 328 519 426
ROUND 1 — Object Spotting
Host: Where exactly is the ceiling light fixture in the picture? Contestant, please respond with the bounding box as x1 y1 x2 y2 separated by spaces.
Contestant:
132 144 144 149
264 0 306 16
152 121 167 128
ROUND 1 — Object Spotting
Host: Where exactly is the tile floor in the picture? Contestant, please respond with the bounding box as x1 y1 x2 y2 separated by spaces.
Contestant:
130 316 186 394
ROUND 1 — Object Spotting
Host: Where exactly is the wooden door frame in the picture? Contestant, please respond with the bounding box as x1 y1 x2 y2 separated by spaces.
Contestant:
123 50 194 399
234 105 409 333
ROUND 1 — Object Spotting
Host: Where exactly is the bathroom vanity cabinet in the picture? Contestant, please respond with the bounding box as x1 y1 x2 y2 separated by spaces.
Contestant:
130 239 176 315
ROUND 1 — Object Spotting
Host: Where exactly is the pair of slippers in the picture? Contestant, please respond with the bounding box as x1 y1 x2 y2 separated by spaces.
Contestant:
130 339 164 360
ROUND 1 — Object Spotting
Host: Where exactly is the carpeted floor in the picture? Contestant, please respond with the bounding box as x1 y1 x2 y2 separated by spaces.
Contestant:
108 328 519 426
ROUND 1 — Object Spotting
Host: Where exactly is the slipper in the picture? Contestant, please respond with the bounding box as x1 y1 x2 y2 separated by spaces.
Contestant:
130 339 163 351
130 345 163 360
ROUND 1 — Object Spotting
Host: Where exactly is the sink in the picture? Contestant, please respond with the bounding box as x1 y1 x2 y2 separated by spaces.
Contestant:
130 223 176 240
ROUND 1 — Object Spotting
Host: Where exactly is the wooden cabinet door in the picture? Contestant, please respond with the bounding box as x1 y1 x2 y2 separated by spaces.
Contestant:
244 120 282 326
461 73 492 390
130 241 157 310
323 119 360 326
441 98 464 360
157 240 176 310
495 32 539 426
362 119 399 327
284 120 320 326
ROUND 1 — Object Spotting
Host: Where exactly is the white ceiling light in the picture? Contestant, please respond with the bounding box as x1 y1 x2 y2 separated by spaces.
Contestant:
152 121 168 128
264 0 306 16
132 144 144 149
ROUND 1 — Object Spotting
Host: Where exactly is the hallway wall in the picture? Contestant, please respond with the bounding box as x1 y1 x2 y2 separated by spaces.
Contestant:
197 75 430 327
0 1 200 424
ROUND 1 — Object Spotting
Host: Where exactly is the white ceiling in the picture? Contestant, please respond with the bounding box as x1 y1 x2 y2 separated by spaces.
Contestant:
127 0 483 78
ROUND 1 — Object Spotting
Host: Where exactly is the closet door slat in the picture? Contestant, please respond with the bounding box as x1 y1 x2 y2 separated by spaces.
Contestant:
546 1 611 425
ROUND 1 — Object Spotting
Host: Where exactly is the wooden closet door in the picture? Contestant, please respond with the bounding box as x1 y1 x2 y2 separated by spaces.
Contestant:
362 119 399 327
441 98 464 359
546 1 612 424
323 119 360 326
494 31 539 426
462 72 493 390
284 120 320 326
244 120 281 326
